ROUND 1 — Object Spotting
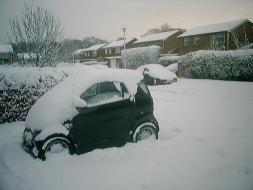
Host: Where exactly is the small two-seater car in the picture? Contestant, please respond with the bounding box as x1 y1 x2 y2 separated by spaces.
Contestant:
23 69 159 160
137 64 177 85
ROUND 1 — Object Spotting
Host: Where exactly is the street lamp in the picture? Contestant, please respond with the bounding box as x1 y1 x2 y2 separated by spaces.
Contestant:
122 27 126 69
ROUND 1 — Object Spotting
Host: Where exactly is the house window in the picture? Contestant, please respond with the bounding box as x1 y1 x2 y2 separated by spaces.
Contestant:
194 36 202 46
115 47 121 54
183 38 191 46
92 51 97 57
210 33 225 50
105 48 111 55
108 48 112 55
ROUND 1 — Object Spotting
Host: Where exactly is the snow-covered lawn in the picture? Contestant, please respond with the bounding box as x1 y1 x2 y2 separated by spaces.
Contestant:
0 79 253 190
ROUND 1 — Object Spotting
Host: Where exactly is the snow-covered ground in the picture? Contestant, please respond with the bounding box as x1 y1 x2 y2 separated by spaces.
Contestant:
0 79 253 190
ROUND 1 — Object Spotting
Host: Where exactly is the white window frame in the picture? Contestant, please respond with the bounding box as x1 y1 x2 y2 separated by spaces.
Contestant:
210 33 226 50
194 36 202 46
115 47 121 54
92 51 97 57
183 38 191 46
108 48 112 55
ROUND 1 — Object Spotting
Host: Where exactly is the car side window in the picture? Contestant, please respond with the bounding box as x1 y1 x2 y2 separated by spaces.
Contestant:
81 81 124 107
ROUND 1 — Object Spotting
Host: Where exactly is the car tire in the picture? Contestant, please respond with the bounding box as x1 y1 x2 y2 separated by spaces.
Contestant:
41 135 73 160
132 122 158 142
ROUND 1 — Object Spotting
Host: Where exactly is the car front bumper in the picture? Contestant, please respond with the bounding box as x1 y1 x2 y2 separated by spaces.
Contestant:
23 128 39 158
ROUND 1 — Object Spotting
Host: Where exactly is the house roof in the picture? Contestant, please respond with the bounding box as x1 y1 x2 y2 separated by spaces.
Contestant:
72 49 86 55
178 19 250 38
103 38 135 48
72 43 106 55
85 43 106 51
0 44 13 53
134 30 180 43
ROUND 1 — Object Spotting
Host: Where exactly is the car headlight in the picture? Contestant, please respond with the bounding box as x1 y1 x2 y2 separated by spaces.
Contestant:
23 128 34 146
63 122 74 131
23 128 41 145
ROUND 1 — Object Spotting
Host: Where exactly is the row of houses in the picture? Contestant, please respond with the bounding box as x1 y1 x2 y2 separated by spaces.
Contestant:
73 19 253 68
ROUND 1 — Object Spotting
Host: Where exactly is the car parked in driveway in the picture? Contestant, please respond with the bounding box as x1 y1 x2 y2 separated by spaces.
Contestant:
137 64 177 85
23 69 159 160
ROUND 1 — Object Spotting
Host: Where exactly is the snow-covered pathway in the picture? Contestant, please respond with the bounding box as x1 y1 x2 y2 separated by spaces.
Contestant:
0 79 253 190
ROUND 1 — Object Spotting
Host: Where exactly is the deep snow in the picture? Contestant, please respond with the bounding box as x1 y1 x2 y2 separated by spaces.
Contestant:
0 79 253 190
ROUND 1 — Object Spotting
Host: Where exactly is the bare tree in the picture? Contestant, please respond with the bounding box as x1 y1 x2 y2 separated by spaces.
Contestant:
145 22 186 35
9 3 64 67
231 25 249 49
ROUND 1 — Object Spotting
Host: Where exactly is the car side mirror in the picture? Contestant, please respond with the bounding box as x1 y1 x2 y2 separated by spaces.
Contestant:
129 95 135 102
73 97 87 109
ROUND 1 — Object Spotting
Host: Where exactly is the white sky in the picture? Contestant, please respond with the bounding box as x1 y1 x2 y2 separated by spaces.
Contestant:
0 0 253 43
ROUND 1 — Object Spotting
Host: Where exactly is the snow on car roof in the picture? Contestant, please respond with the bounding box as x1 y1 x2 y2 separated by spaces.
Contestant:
0 44 13 53
103 38 135 48
25 69 143 130
134 30 179 43
137 64 177 80
178 19 248 37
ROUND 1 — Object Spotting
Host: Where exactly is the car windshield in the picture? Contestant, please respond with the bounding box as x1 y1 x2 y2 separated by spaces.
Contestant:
80 81 125 107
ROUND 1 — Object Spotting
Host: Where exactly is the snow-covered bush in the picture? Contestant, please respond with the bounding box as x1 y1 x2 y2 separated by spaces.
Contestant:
121 46 161 69
158 55 180 66
180 50 253 81
0 65 67 124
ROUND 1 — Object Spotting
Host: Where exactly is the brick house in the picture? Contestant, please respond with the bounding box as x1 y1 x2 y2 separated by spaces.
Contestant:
133 30 182 54
0 44 13 64
178 19 253 54
75 43 106 62
103 38 136 68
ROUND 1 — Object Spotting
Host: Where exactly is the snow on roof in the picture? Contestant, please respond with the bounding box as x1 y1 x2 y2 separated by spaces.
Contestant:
72 44 106 55
103 38 135 48
134 30 180 43
85 43 106 51
0 44 13 53
72 49 86 55
25 68 143 130
178 19 249 37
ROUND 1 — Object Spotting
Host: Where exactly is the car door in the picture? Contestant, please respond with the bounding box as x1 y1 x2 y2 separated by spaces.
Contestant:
73 81 133 153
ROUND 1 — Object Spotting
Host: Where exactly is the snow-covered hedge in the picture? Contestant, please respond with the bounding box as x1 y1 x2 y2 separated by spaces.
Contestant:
121 46 161 69
181 50 253 81
0 65 67 124
158 55 180 66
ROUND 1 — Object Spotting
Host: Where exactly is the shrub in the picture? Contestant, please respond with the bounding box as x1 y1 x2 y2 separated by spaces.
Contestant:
180 50 253 81
121 46 161 69
158 55 180 66
0 66 66 124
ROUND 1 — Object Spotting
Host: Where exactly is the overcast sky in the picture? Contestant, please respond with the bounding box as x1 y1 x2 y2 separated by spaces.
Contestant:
0 0 253 43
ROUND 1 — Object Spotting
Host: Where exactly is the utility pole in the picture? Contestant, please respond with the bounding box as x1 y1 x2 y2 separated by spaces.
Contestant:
122 27 126 69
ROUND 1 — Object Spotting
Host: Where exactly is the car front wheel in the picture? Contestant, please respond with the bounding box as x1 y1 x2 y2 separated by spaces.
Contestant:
133 122 158 142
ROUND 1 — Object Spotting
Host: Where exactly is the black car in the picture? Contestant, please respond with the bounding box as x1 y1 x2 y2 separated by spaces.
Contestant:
23 69 159 160
137 64 177 85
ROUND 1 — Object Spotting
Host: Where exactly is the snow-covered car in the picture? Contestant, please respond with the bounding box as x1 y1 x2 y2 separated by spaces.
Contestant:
137 64 177 85
23 69 159 160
